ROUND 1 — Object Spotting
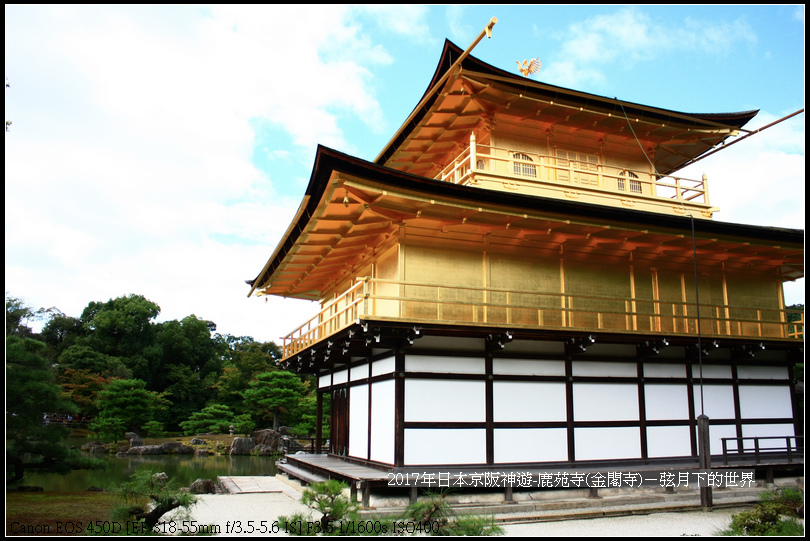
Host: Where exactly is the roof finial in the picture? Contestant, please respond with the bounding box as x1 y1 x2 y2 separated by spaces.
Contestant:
516 57 542 77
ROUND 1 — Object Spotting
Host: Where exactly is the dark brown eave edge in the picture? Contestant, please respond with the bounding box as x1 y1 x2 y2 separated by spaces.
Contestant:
374 40 759 175
248 145 803 297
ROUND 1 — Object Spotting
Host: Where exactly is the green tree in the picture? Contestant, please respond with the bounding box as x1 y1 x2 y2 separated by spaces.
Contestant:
232 413 256 436
213 335 281 412
243 371 307 430
6 335 76 484
290 393 324 437
153 316 224 421
79 295 162 382
56 344 132 378
40 310 85 360
6 293 51 338
179 404 235 435
91 379 169 441
109 468 197 532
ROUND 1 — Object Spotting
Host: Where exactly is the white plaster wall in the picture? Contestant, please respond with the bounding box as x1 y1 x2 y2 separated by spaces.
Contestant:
575 427 641 460
405 355 485 374
371 356 396 377
693 385 735 419
404 429 486 465
737 365 789 380
741 424 797 450
370 380 395 464
692 365 731 378
644 384 690 420
739 385 794 419
318 373 331 389
644 363 686 378
494 428 568 463
492 359 565 376
493 382 566 422
348 385 368 460
333 369 348 385
405 380 485 422
573 383 639 421
700 423 738 455
350 362 368 382
572 361 636 378
646 426 692 458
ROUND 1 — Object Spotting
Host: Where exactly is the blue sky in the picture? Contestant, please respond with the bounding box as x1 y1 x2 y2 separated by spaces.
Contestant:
5 5 805 343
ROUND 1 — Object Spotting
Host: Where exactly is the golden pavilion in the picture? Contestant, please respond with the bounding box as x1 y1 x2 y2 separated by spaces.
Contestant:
247 36 803 479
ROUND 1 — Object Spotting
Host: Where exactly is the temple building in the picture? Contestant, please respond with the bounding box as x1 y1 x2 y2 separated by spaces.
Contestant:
247 39 803 478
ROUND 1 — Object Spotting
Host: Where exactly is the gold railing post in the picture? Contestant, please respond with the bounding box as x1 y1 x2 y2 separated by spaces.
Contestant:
470 132 477 177
362 277 369 319
506 291 511 324
702 173 710 206
278 280 804 361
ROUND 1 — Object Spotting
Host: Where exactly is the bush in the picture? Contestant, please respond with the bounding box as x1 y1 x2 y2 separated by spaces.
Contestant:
179 404 234 435
232 413 256 436
720 484 804 536
279 479 360 534
278 484 502 536
402 491 503 536
141 420 165 438
761 486 804 518
106 467 197 533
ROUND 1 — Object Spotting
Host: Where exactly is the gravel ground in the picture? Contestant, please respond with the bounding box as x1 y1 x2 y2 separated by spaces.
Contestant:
166 491 741 537
500 508 738 537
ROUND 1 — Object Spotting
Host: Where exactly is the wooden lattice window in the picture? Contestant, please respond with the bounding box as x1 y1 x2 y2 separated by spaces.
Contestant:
556 149 599 186
513 152 537 177
618 170 642 194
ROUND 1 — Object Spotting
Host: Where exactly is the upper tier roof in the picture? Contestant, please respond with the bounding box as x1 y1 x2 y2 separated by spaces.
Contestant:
246 145 803 299
375 40 758 178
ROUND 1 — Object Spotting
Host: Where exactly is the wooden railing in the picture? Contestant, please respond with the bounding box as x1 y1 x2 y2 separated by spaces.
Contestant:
788 314 804 339
281 280 368 358
436 137 710 206
721 436 803 465
280 278 803 359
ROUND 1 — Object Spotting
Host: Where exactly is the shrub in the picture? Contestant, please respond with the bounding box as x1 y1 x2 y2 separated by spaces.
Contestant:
279 483 502 536
720 483 804 536
403 491 503 536
179 404 234 435
106 467 197 533
141 420 165 437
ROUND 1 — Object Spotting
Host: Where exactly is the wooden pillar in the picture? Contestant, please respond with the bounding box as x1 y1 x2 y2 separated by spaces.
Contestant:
395 349 405 468
361 481 370 509
697 414 712 509
315 391 323 454
485 351 494 465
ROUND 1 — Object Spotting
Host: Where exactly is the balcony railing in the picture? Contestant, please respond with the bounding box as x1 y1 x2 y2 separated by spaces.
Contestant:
280 278 802 359
435 134 710 209
721 436 803 466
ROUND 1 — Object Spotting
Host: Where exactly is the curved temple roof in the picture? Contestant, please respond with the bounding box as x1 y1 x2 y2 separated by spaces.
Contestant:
376 41 758 178
247 41 797 301
247 145 803 299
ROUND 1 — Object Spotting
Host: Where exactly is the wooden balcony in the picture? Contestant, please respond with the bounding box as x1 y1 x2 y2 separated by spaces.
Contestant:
434 135 714 218
280 278 803 359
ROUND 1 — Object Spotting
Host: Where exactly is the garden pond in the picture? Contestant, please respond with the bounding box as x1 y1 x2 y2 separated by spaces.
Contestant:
15 437 280 492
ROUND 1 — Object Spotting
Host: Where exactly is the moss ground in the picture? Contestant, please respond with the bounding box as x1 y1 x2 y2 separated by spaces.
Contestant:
6 491 119 536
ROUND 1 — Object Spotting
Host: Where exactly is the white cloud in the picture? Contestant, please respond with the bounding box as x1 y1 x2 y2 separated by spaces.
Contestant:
543 8 757 89
445 5 474 45
5 5 431 342
678 110 804 230
676 110 804 306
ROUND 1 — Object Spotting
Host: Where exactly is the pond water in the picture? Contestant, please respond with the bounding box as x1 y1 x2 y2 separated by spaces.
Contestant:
17 438 279 493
